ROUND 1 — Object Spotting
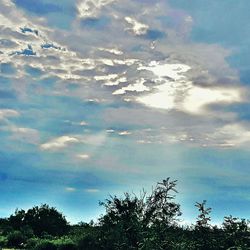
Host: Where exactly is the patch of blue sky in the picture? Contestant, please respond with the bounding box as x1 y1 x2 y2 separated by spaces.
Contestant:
14 0 62 14
13 0 76 30
169 0 250 45
41 43 64 51
142 29 166 40
11 95 105 135
39 76 59 87
25 65 43 78
0 63 16 75
227 48 250 84
11 45 36 56
0 90 17 99
20 27 39 36
214 103 250 121
80 17 110 30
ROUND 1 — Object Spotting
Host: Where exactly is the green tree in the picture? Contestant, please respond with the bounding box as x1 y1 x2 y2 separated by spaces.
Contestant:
223 215 250 248
144 178 182 227
8 204 69 237
195 200 211 229
98 178 182 250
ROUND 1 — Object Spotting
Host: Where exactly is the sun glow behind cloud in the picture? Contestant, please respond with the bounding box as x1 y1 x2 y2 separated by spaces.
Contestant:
134 61 242 113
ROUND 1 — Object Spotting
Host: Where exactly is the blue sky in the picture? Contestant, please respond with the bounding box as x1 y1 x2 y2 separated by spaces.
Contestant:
1 0 250 224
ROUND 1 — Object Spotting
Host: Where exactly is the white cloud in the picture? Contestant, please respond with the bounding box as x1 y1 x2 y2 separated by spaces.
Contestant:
209 123 250 147
183 86 241 114
135 61 242 114
136 62 191 110
40 136 79 150
0 109 19 119
65 187 76 192
80 121 88 126
118 131 131 136
138 61 191 81
113 78 149 95
94 74 118 81
84 188 100 193
137 83 176 110
77 154 90 159
124 16 149 35
98 47 123 55
77 0 116 19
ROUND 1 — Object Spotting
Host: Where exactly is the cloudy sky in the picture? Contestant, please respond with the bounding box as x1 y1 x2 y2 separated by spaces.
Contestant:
1 0 250 224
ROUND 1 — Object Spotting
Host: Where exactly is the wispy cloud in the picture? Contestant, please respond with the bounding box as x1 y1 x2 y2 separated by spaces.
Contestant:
77 0 116 19
124 16 149 35
84 188 100 193
65 187 76 192
40 136 79 150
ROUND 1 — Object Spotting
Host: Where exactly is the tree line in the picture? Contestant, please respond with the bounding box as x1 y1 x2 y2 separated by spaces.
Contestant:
0 178 249 249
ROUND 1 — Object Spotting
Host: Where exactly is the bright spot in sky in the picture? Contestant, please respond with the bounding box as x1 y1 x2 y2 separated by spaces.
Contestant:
183 86 242 113
139 61 191 81
136 61 241 113
113 78 149 95
137 83 176 110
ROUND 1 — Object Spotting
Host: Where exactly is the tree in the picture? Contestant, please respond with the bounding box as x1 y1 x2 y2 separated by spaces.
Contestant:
222 215 250 248
8 204 69 237
98 178 182 249
195 200 211 229
194 200 215 250
144 178 182 227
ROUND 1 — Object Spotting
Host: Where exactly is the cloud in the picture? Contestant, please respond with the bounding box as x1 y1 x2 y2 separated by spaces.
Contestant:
182 86 242 114
77 154 90 160
98 47 123 55
40 136 79 150
0 109 19 120
77 0 116 19
65 187 76 192
207 123 250 148
7 126 40 144
1 0 247 153
124 16 149 35
84 188 100 193
118 131 131 136
113 78 149 95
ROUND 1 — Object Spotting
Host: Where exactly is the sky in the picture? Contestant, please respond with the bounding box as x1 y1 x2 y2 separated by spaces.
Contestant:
0 0 250 224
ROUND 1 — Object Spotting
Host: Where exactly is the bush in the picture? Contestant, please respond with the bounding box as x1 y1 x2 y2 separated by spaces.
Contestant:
77 234 102 250
34 240 57 250
57 242 77 250
7 230 26 248
0 235 7 248
26 237 40 249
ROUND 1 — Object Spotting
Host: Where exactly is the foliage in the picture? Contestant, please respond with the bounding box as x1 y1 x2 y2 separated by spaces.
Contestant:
7 230 26 248
0 235 7 248
223 215 250 248
0 178 249 249
195 200 212 229
34 240 57 250
8 204 69 237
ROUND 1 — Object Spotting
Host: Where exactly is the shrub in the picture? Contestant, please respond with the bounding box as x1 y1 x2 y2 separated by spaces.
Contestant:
26 237 40 249
34 240 57 250
0 235 7 248
57 241 77 250
7 230 26 248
